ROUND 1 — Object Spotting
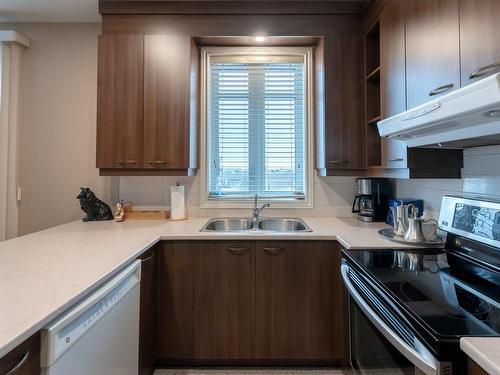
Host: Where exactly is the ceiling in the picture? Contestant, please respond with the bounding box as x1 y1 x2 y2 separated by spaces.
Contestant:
0 0 100 22
0 0 368 23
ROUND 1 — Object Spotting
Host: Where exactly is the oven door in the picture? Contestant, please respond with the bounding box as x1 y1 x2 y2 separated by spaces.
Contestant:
350 297 418 375
341 260 451 375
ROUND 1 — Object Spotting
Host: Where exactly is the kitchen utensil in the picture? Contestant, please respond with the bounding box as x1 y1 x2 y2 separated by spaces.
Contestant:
403 206 440 243
386 198 424 225
390 205 410 236
404 206 428 242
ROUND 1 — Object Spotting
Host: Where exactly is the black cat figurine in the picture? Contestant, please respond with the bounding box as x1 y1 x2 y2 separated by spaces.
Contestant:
76 188 114 222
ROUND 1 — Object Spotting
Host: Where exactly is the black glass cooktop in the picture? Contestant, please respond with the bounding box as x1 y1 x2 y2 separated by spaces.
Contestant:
342 247 500 339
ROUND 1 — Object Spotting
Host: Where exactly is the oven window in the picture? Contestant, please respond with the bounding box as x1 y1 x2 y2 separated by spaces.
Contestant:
350 298 415 374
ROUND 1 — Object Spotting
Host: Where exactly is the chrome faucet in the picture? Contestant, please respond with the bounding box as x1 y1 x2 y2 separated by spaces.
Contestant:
252 194 271 226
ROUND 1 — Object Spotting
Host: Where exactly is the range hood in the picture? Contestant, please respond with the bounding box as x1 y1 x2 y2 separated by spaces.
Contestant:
377 73 500 148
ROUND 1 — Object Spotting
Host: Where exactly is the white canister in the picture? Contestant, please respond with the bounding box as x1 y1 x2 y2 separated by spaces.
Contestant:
170 183 186 220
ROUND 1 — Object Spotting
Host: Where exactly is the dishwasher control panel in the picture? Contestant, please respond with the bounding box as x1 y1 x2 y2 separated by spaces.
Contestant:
40 260 141 367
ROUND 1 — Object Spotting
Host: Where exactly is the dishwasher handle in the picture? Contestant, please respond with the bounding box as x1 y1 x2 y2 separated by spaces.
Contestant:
41 260 141 368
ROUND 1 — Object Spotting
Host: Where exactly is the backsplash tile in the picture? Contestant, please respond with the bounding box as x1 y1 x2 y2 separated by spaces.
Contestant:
121 146 500 219
119 174 356 217
396 145 500 217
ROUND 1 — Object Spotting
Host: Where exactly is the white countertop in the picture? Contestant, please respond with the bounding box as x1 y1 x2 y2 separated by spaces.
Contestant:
0 215 473 362
461 337 500 375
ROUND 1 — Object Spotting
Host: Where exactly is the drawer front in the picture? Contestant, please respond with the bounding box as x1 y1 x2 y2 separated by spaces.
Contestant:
0 332 40 375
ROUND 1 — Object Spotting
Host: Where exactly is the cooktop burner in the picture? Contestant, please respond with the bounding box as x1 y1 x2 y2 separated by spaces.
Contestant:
342 247 500 339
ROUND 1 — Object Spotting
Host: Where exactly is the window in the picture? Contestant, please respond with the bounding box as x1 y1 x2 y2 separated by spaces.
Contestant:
201 47 313 207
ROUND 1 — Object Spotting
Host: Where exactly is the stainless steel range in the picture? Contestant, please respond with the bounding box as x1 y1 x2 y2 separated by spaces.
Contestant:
342 195 500 375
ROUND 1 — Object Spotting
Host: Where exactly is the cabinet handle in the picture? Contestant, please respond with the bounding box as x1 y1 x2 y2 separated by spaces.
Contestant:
226 247 250 255
5 350 30 375
116 160 137 166
329 160 348 165
469 62 500 79
388 157 404 162
148 160 168 166
141 254 154 263
428 83 454 96
262 247 285 255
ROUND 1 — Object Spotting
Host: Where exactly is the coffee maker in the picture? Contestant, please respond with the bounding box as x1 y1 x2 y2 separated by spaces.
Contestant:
352 178 391 222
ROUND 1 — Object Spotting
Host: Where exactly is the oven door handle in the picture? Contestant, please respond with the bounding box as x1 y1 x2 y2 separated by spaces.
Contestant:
341 263 442 375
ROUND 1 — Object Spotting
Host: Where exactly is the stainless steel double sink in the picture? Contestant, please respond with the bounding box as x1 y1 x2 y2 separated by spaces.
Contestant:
200 217 312 232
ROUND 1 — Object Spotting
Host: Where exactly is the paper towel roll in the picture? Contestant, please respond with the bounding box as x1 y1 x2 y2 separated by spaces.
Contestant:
170 184 186 220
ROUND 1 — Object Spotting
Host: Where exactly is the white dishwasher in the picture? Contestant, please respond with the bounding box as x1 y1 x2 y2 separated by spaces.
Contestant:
41 260 141 375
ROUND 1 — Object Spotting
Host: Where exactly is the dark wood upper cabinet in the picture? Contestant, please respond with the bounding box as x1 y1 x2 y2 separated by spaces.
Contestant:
379 0 408 169
255 241 343 362
138 248 157 375
405 0 460 109
0 332 40 375
459 0 500 86
359 0 463 178
97 34 198 175
96 34 144 169
380 0 405 120
194 241 255 360
156 242 194 361
144 35 198 171
322 34 365 172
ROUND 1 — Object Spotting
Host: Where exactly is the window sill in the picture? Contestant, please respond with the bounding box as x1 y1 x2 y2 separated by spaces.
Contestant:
200 198 314 209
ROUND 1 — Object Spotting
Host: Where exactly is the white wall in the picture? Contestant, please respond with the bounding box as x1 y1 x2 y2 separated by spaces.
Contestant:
119 174 357 218
0 23 115 235
396 146 500 217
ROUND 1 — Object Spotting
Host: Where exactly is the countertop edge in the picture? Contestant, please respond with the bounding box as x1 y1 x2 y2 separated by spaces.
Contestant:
0 236 161 358
461 338 500 375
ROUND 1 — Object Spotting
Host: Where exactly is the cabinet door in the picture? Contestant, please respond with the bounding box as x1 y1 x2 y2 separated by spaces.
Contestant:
406 0 460 108
138 248 157 375
156 241 194 360
379 0 408 169
325 34 364 170
143 35 192 170
194 241 255 359
96 35 144 169
468 359 489 375
460 0 500 86
255 241 343 361
0 332 40 375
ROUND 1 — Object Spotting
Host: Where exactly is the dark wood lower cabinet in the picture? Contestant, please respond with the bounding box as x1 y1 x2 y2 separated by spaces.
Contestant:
156 241 195 361
194 241 255 360
139 247 158 375
0 332 40 375
468 359 489 375
255 241 345 363
154 240 347 366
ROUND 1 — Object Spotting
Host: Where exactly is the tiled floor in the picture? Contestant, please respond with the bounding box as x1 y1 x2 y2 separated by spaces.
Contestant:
154 369 348 375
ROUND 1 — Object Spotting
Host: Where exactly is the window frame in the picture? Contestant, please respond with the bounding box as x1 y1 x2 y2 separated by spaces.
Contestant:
200 46 314 209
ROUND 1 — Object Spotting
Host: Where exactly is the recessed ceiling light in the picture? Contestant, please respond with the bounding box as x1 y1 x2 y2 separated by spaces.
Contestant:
252 36 268 43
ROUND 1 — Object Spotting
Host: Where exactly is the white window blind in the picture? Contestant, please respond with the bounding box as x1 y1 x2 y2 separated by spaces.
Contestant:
207 55 306 200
